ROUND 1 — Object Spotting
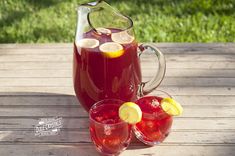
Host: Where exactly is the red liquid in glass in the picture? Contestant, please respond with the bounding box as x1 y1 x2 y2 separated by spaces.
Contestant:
134 96 173 144
73 28 141 111
90 103 132 155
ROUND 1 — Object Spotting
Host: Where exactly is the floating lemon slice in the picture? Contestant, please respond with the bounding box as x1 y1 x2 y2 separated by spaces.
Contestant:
161 98 183 116
99 42 124 58
111 31 134 44
76 38 99 48
119 102 142 124
96 27 111 34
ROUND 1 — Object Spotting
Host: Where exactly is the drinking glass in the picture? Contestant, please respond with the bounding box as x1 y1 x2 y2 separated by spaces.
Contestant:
89 99 132 155
133 90 173 146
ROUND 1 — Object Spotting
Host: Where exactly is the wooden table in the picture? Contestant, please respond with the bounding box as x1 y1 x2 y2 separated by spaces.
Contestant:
0 43 234 156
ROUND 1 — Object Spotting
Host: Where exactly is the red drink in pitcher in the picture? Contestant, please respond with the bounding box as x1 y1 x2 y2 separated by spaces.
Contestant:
89 99 132 155
134 96 173 146
73 28 141 111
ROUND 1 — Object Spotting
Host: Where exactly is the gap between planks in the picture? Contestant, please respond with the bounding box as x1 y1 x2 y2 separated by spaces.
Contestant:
0 86 233 96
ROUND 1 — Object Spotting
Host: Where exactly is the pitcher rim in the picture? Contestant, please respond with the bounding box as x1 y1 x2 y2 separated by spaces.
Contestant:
80 0 133 32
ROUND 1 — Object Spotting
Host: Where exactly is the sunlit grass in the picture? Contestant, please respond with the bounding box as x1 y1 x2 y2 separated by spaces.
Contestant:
0 0 234 43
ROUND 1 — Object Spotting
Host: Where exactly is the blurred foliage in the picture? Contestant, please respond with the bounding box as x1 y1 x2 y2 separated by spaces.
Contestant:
0 0 235 43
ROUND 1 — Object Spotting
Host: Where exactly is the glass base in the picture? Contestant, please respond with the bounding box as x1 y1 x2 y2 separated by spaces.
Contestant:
133 126 161 146
94 144 126 156
96 148 123 156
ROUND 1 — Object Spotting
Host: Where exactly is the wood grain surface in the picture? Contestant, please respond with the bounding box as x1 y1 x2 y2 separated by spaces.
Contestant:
0 43 234 156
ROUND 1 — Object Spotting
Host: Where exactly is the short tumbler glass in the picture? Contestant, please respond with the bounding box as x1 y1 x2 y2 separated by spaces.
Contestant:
89 99 132 156
133 90 173 146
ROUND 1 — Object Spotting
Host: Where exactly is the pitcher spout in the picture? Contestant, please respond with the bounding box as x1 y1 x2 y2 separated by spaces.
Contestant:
75 1 105 41
75 0 133 42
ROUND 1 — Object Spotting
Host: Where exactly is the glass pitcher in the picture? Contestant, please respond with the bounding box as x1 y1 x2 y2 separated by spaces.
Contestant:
73 0 166 111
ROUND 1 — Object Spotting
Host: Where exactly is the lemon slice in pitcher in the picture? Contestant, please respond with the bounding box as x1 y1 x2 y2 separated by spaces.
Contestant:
111 31 134 44
119 102 142 124
161 98 183 116
76 38 99 48
96 27 111 34
99 42 124 58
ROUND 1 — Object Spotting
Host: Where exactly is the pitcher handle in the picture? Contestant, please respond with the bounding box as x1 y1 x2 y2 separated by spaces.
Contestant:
138 43 166 97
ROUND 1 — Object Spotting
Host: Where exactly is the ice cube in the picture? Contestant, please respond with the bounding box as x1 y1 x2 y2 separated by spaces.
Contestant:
151 99 160 107
145 120 155 128
109 110 118 117
102 137 121 148
102 119 116 124
104 125 112 135
148 130 162 141
95 116 103 122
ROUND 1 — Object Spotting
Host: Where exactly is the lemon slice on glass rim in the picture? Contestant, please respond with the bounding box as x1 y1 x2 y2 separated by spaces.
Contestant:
99 42 124 58
76 38 99 48
111 30 134 44
161 98 183 116
119 102 142 124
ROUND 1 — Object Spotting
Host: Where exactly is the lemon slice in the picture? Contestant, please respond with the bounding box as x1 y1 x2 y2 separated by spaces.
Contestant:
119 102 142 124
161 98 183 116
76 38 99 48
99 42 124 58
96 27 111 34
111 31 134 44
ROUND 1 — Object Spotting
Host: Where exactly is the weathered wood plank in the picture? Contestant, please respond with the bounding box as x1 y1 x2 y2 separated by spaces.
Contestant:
159 47 235 54
161 78 235 87
0 106 88 117
0 70 72 78
0 55 72 62
0 48 71 55
0 95 234 106
0 105 234 117
0 87 74 95
160 62 235 69
166 54 235 62
0 62 72 70
0 78 73 87
165 69 235 78
0 118 234 130
0 62 71 70
0 43 72 49
0 144 235 156
0 95 78 106
0 144 99 156
173 95 235 106
158 87 234 96
0 130 234 144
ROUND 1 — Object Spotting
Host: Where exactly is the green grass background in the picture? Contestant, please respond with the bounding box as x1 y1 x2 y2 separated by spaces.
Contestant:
0 0 235 43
